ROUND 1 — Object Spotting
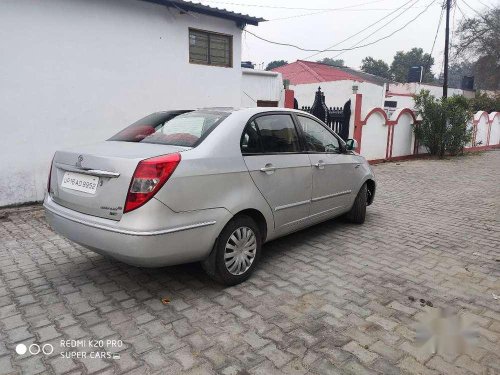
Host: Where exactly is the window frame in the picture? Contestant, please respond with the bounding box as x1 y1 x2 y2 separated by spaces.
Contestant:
240 120 262 154
188 28 233 68
293 113 346 154
240 112 306 156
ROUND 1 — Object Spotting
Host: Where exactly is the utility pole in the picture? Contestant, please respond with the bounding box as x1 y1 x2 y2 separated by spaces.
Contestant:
443 0 451 98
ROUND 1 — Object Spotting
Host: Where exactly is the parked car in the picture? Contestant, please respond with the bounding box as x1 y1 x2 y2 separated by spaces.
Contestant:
44 108 375 285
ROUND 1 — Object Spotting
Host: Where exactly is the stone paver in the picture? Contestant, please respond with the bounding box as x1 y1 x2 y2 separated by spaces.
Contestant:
0 151 499 374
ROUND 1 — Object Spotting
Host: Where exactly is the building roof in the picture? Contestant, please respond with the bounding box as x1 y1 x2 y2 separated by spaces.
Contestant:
141 0 265 26
273 60 391 86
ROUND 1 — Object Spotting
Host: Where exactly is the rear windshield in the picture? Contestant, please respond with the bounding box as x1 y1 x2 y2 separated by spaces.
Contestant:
108 110 228 147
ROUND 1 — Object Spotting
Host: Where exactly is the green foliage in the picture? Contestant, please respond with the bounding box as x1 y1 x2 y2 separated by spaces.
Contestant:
360 57 391 79
316 58 344 66
414 91 445 157
265 60 288 71
390 48 435 83
413 90 472 157
443 95 474 156
468 92 500 113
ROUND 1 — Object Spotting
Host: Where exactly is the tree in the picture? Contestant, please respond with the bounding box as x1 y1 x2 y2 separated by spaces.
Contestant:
265 60 288 71
360 57 391 79
413 90 472 158
390 48 435 83
454 6 500 90
316 58 344 66
468 92 500 113
473 55 499 90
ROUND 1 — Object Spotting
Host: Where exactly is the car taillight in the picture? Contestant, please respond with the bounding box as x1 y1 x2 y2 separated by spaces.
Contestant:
124 153 181 213
47 155 54 193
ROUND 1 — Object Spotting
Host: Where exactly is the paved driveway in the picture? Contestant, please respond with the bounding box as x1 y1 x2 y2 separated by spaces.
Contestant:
0 151 499 375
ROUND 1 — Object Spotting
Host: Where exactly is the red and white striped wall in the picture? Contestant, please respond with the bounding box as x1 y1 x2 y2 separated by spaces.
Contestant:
351 94 500 163
471 111 500 150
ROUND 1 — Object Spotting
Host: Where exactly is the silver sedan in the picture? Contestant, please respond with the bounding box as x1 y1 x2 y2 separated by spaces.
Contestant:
44 108 376 285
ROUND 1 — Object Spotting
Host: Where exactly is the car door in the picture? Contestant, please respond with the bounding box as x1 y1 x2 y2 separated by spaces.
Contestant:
241 113 312 229
295 114 357 218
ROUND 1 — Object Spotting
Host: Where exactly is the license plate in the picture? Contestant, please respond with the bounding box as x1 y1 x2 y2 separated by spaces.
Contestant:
61 172 99 194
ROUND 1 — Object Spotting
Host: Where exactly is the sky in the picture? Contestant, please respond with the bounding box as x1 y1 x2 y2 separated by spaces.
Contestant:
192 0 494 75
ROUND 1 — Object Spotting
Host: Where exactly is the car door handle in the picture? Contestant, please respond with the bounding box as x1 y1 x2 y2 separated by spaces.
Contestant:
314 161 325 169
260 164 276 174
355 164 361 169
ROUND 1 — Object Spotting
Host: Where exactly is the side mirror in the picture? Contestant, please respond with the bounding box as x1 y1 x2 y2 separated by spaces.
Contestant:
346 138 358 151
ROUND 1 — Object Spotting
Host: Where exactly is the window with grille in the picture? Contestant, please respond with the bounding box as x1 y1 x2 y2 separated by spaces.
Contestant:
189 29 232 68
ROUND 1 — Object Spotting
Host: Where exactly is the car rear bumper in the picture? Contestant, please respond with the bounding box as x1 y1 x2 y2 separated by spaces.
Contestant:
43 195 230 267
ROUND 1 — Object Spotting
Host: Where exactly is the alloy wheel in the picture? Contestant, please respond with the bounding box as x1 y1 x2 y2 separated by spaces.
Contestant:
224 226 257 275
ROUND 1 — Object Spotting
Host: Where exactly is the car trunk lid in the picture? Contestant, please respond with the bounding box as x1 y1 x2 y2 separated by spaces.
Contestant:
50 141 188 220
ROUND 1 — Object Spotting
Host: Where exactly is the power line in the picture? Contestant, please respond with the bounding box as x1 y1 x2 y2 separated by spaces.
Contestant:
429 2 446 61
197 0 388 11
461 0 484 16
242 90 256 103
460 0 499 37
197 0 434 23
197 0 423 23
245 0 436 53
327 0 421 60
455 1 467 18
244 29 316 51
419 0 445 80
268 7 416 22
476 0 492 10
456 4 465 18
303 0 417 59
461 0 497 27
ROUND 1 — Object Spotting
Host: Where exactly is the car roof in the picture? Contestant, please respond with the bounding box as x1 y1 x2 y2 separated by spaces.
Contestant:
197 107 307 115
154 108 309 117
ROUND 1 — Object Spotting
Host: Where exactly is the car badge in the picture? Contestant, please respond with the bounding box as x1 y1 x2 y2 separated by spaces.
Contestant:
76 155 84 168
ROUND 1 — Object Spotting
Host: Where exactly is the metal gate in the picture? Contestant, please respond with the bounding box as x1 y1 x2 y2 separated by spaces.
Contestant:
300 87 351 141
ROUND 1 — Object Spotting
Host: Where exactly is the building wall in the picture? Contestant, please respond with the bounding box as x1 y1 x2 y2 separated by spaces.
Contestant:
391 112 414 158
474 112 490 146
489 114 500 145
386 82 476 110
0 0 244 206
241 69 284 107
354 92 499 162
360 112 389 160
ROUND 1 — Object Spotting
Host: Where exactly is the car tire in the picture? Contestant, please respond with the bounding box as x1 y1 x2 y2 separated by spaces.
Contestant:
346 183 367 224
202 215 261 286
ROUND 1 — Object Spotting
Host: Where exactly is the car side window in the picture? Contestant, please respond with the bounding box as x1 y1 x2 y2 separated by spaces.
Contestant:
254 114 300 153
241 121 261 154
297 115 340 153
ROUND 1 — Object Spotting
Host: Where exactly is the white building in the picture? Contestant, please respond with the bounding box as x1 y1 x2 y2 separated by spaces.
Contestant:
241 68 284 108
273 60 390 138
0 0 283 206
385 82 476 110
274 60 389 110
